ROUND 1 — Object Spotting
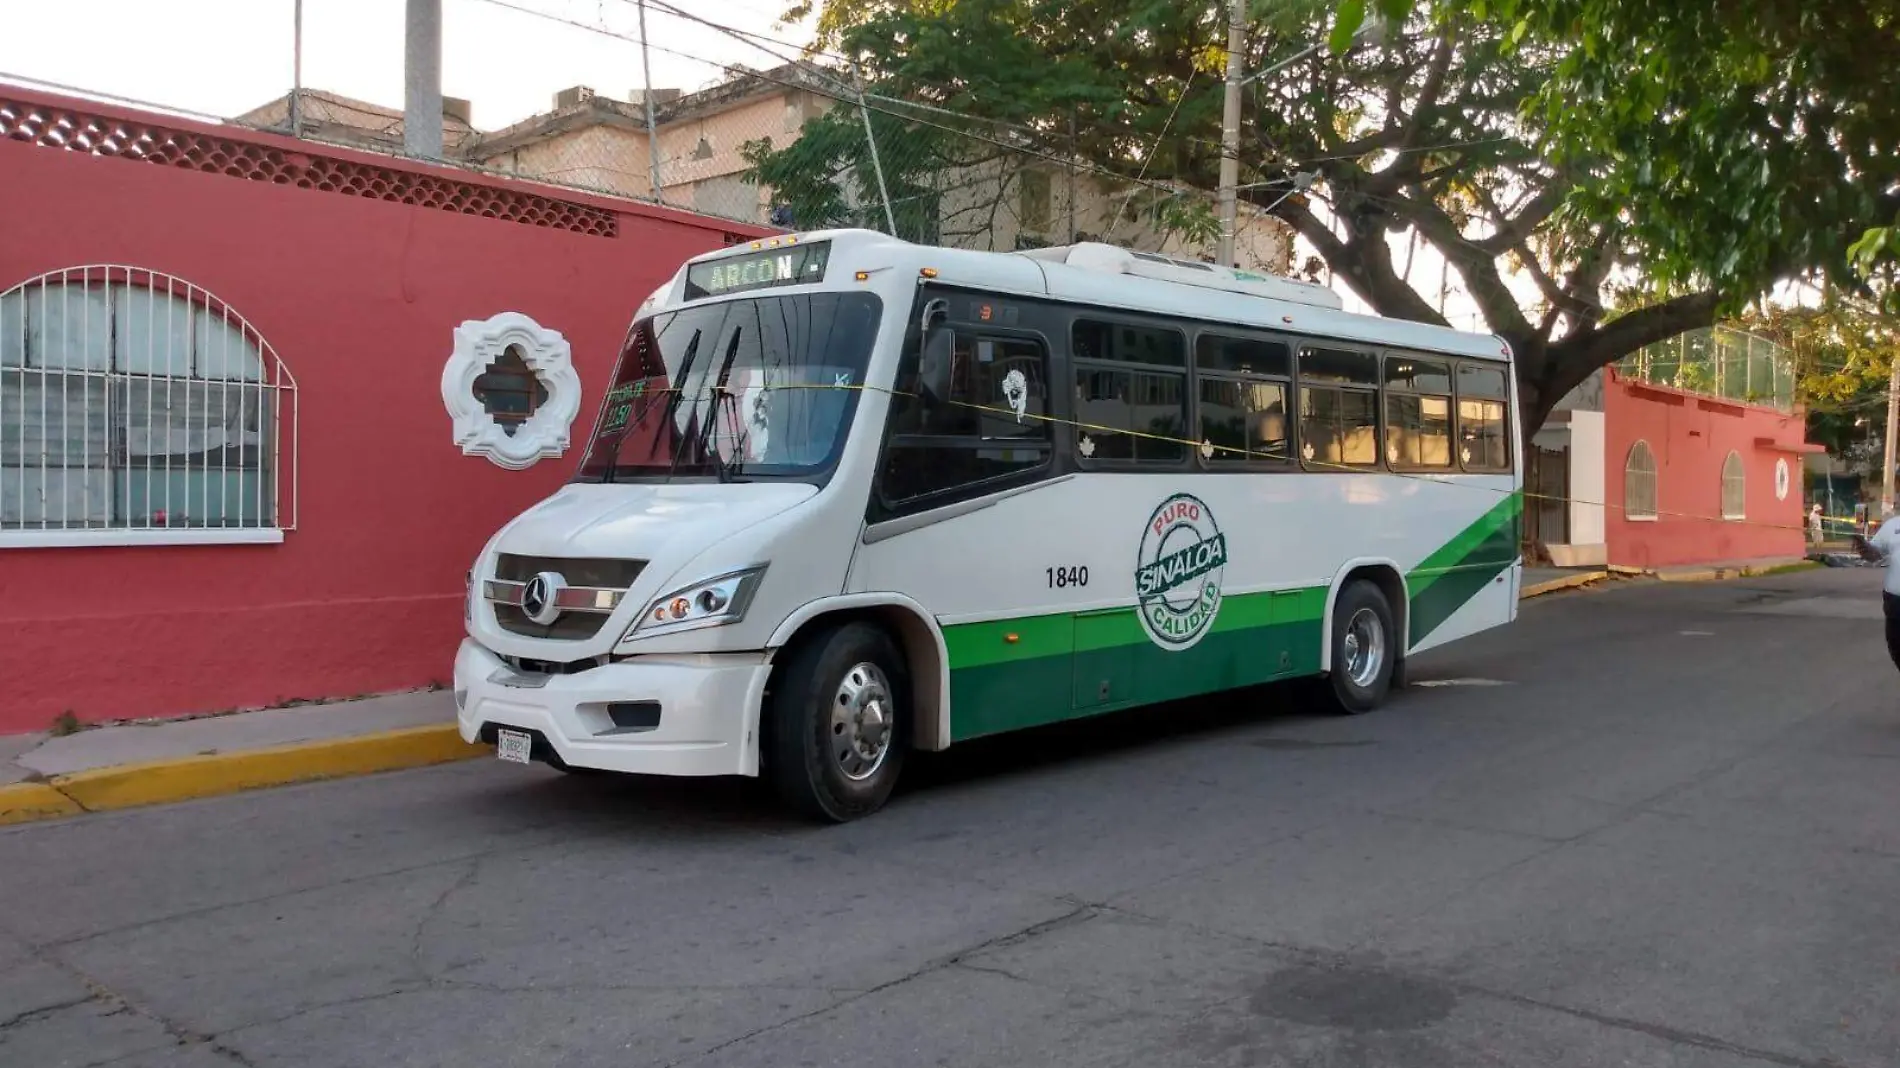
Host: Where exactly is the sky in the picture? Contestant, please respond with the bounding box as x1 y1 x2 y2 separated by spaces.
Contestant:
0 0 1617 335
0 0 815 130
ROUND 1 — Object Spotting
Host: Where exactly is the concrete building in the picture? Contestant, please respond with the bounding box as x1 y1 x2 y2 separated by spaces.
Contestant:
1530 326 1816 570
238 63 1294 273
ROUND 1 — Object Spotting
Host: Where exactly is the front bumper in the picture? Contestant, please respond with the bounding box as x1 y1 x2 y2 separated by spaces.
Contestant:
453 638 769 777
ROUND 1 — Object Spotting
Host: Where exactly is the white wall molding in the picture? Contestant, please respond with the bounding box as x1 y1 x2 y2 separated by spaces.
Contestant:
441 312 581 471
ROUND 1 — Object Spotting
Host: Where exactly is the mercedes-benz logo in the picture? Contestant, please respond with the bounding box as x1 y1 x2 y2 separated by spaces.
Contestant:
521 571 567 626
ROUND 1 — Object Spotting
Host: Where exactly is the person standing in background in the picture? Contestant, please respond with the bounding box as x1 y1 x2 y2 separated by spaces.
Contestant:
1852 509 1900 673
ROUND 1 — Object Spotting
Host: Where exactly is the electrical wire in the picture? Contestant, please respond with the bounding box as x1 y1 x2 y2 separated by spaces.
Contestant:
463 0 1207 209
593 377 1843 536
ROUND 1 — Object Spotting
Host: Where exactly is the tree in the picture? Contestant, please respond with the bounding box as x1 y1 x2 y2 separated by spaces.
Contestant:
1746 293 1900 462
751 0 1818 436
1355 0 1900 305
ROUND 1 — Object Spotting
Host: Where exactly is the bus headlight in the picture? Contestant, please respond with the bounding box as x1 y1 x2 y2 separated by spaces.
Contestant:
626 566 766 639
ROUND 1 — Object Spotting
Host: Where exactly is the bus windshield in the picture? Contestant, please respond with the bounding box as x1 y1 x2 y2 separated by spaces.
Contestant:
577 291 883 483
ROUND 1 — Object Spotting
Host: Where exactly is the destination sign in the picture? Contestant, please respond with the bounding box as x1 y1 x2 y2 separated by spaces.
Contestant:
684 241 831 299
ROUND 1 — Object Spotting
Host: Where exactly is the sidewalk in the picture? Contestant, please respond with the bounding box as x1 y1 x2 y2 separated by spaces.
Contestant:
1 691 475 825
0 554 1827 827
1521 566 1610 597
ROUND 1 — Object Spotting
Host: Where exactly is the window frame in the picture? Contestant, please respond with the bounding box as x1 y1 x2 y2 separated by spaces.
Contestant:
1721 449 1746 521
867 293 1059 522
1381 350 1456 472
1453 360 1514 474
0 266 295 549
1191 328 1295 470
1624 439 1660 521
1068 311 1193 472
1295 343 1384 473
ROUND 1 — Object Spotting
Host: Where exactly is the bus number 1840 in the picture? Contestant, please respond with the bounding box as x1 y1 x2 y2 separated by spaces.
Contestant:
1046 566 1089 589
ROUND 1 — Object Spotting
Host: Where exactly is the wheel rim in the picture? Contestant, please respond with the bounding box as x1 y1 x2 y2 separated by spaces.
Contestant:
831 661 894 782
1342 608 1386 688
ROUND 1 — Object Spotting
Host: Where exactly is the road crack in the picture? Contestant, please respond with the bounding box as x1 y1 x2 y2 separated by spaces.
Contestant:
660 901 1102 1068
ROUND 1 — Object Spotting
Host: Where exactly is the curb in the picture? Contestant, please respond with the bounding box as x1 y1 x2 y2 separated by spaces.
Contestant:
0 725 483 828
1520 571 1609 599
0 782 85 826
1518 558 1821 602
1647 560 1821 583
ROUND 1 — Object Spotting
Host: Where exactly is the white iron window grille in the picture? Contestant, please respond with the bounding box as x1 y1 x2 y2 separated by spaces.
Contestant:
0 266 298 547
1721 450 1746 520
1624 439 1658 521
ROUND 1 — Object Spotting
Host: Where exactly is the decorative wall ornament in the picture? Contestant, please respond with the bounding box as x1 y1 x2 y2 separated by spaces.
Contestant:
442 312 581 470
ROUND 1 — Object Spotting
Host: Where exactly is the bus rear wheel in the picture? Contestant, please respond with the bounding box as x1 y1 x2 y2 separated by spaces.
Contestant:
1324 581 1396 715
767 622 909 822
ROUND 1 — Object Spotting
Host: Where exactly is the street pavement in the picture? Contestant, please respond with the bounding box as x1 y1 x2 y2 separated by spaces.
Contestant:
3 569 1898 1068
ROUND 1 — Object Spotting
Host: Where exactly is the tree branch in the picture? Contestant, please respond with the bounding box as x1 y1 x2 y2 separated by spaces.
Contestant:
1270 197 1448 326
1475 186 1565 256
1385 189 1534 338
1541 291 1720 401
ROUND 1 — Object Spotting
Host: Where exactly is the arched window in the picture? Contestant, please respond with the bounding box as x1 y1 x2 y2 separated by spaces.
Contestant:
0 266 297 546
1721 451 1746 520
1624 440 1658 520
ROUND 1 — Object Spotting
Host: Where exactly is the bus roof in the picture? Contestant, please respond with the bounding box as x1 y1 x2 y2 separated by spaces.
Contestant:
680 229 1513 362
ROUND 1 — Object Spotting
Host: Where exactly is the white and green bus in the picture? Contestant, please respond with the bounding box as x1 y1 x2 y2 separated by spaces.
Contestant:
455 229 1522 821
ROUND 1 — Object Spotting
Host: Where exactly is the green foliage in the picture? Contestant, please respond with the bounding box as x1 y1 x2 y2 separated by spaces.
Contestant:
1346 0 1900 307
759 0 1892 431
1744 292 1900 458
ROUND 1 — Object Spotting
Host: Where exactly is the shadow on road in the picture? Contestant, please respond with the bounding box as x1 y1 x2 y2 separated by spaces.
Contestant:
453 676 1395 830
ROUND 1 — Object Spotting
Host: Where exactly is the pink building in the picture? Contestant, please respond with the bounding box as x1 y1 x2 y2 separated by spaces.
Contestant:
0 85 768 735
1530 332 1816 572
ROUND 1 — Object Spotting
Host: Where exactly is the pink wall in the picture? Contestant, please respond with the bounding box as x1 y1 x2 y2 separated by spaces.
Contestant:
1602 369 1809 570
0 88 768 734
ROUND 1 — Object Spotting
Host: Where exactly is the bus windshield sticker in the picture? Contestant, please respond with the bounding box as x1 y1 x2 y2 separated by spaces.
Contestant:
1134 493 1227 651
1002 369 1028 422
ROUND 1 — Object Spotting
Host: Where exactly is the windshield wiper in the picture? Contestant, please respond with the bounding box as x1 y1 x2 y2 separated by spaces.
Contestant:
691 317 752 483
657 330 710 484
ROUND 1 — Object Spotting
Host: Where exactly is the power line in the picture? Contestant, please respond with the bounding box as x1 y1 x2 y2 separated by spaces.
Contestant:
464 0 1214 208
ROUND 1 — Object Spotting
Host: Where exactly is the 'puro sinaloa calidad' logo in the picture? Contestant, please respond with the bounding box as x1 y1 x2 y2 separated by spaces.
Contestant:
1135 493 1227 650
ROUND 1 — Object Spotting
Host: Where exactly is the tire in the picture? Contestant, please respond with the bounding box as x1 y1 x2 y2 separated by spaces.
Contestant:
766 622 909 822
1324 581 1396 715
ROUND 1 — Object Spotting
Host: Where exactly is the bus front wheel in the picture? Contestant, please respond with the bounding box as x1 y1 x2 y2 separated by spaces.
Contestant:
767 622 909 822
1324 582 1396 715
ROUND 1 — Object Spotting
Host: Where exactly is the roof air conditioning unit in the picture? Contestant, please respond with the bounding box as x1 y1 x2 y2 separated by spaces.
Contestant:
1019 242 1343 310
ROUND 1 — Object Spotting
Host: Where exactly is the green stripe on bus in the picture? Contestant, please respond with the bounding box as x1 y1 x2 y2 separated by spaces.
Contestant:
942 588 1328 741
1405 493 1522 644
938 498 1520 742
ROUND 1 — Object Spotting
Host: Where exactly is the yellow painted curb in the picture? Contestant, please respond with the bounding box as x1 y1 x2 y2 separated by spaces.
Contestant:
0 782 85 826
1520 571 1608 599
1657 567 1726 583
47 725 485 815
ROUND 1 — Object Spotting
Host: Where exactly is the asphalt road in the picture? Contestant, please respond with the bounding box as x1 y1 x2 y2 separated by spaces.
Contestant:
5 568 1900 1068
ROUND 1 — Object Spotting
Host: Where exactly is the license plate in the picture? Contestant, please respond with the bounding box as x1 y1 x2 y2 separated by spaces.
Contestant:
496 728 533 765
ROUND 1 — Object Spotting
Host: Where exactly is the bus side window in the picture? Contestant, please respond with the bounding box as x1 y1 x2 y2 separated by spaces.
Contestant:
876 329 1054 512
1456 364 1512 471
1296 347 1380 470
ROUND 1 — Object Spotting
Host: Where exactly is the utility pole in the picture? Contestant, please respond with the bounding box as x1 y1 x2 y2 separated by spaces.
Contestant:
636 0 664 202
1215 0 1247 268
1216 10 1385 269
1883 358 1899 517
289 0 304 138
403 0 444 159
